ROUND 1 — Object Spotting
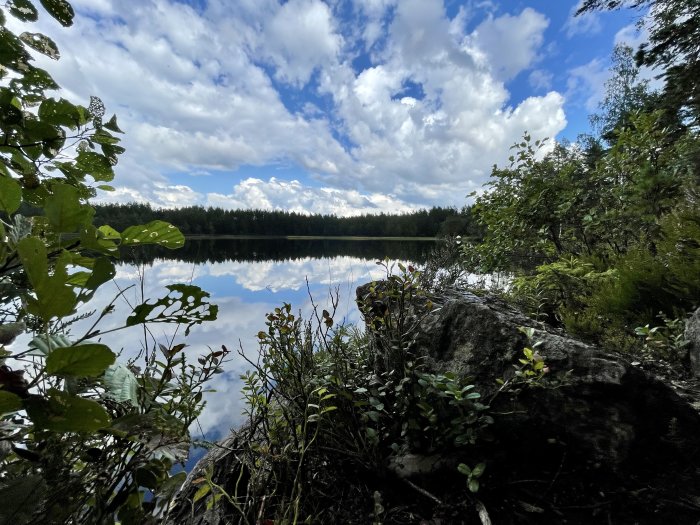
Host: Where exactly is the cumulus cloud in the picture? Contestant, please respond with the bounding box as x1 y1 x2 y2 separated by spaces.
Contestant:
260 0 342 86
18 0 568 212
469 7 549 81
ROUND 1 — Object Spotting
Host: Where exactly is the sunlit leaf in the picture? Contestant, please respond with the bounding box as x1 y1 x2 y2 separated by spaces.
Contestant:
46 343 115 377
7 0 39 22
16 236 48 289
19 32 59 60
39 0 74 27
121 220 185 249
103 363 139 406
38 97 80 128
44 182 94 232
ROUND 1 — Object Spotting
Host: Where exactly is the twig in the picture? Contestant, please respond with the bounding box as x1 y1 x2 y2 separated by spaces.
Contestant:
475 498 492 525
401 478 443 505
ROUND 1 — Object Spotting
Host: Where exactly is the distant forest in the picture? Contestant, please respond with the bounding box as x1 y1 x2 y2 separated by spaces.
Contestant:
92 203 482 238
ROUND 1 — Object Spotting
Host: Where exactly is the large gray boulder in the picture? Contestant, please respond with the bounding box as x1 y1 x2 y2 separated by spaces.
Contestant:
169 287 700 524
357 285 700 521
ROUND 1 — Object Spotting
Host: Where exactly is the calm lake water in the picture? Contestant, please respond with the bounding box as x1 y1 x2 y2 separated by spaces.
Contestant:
65 238 439 444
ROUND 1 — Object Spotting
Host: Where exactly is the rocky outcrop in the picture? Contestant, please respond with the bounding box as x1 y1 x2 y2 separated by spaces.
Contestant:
169 287 700 524
357 285 700 522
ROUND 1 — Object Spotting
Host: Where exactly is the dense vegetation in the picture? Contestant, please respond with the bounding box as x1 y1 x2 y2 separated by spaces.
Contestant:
0 3 220 523
92 203 480 238
464 40 699 351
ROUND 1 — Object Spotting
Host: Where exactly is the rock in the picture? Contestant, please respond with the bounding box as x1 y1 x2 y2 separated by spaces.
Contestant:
686 307 700 376
358 285 700 522
171 286 700 524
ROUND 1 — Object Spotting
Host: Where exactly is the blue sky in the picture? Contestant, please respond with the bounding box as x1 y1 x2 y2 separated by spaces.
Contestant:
16 0 649 215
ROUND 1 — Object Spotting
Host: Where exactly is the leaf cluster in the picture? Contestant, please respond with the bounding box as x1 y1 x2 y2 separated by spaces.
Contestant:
190 265 491 523
0 2 221 523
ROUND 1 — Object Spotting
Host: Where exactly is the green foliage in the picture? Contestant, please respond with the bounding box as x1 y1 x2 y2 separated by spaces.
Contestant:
92 202 481 239
458 462 486 493
200 265 490 523
467 96 699 354
577 0 700 125
0 2 221 523
635 313 689 362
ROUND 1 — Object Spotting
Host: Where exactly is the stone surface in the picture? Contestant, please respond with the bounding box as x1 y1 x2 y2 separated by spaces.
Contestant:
169 286 700 524
403 290 700 468
686 307 700 376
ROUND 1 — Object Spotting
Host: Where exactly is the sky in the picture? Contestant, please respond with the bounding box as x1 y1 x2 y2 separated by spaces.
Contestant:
14 0 650 216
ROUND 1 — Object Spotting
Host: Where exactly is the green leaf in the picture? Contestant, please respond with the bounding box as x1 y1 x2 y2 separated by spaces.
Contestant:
16 236 48 289
8 0 39 22
457 463 471 476
39 0 74 26
83 256 115 291
471 462 486 478
103 363 139 406
22 249 78 321
192 483 211 504
0 391 22 414
19 32 59 60
127 284 218 336
103 114 123 133
46 343 115 377
79 225 120 256
0 475 46 524
0 176 21 213
121 220 185 249
0 27 32 74
75 150 114 182
38 97 80 128
44 182 94 232
9 65 58 101
25 388 111 432
468 479 480 493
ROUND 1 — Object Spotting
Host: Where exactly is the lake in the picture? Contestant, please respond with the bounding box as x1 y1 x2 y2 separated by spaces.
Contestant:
67 237 440 443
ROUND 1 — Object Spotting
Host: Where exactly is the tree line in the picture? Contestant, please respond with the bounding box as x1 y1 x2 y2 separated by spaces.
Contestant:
92 203 482 238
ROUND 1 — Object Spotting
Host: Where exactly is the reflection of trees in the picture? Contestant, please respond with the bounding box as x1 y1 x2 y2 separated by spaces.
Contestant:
120 238 437 265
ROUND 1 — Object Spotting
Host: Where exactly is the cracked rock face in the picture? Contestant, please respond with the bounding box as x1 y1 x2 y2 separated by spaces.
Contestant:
397 289 700 469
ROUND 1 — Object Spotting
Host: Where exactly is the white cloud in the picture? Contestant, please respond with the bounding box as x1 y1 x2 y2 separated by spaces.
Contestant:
563 1 602 38
260 0 342 86
567 58 609 111
529 69 554 91
205 177 420 216
469 7 549 80
17 0 567 213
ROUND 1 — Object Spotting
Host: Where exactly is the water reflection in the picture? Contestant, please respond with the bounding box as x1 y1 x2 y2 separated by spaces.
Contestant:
70 239 437 441
122 237 437 265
